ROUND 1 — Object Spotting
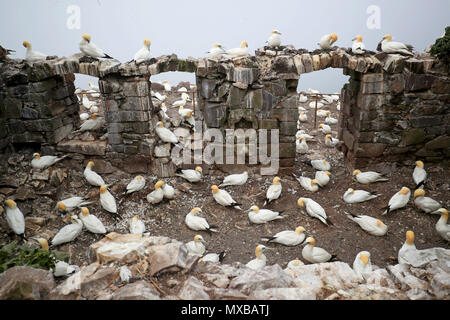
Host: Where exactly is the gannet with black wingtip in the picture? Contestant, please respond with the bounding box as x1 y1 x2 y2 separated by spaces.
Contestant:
162 181 175 199
219 171 248 187
74 113 102 132
267 29 282 47
325 134 339 148
296 130 314 141
318 33 338 50
343 188 380 204
382 187 411 215
200 252 226 263
353 170 389 184
176 166 203 183
319 123 332 134
173 96 188 108
261 226 306 246
155 121 178 144
413 189 442 214
297 197 332 226
186 235 207 256
315 171 331 187
344 212 387 236
299 112 308 122
4 200 25 238
225 41 249 58
353 251 372 280
246 245 270 270
325 111 338 125
31 153 67 170
211 185 242 210
413 161 427 189
133 38 152 64
310 159 331 171
146 181 164 205
436 209 449 242
207 43 226 59
126 176 146 194
351 35 365 54
380 34 413 56
22 41 47 63
181 92 191 101
129 216 146 234
398 230 417 264
296 137 308 154
302 237 335 263
99 185 117 214
79 33 114 59
293 175 319 193
79 207 106 234
264 177 282 206
57 197 93 213
185 207 218 233
247 205 284 224
51 215 83 246
84 161 106 187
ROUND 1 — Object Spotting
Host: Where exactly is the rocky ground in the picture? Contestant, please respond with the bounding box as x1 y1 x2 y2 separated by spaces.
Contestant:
0 83 449 300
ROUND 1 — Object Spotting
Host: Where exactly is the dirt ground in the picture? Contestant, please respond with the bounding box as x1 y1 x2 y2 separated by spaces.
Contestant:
0 86 449 283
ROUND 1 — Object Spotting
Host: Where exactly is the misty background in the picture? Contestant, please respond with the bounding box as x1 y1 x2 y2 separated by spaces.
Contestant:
1 0 448 93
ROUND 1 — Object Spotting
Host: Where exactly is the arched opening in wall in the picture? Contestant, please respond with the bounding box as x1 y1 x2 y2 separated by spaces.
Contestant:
294 68 349 169
74 74 103 126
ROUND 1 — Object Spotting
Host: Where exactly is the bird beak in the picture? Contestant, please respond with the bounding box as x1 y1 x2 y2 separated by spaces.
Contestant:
351 37 356 41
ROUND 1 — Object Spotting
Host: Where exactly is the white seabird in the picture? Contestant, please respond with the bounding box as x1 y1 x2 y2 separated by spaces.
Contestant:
380 34 413 56
22 41 47 63
267 29 282 47
225 41 249 58
351 35 365 54
133 38 152 64
79 33 114 59
318 33 338 50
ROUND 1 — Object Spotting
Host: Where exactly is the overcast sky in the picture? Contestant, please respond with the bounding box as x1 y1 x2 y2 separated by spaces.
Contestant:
1 0 448 92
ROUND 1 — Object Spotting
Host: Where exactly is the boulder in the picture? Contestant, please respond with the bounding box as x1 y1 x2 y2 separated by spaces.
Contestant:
178 276 210 300
112 280 161 300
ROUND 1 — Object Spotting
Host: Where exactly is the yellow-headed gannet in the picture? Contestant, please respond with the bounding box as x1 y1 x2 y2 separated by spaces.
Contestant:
247 205 284 224
267 29 282 47
319 123 332 134
219 171 249 187
22 41 47 63
261 226 306 246
211 185 242 210
51 215 83 246
155 121 179 144
343 188 380 204
315 171 331 187
413 189 442 214
126 175 146 194
344 212 387 236
31 153 67 170
382 187 411 215
324 134 339 148
4 200 26 238
293 174 319 192
185 207 218 233
146 181 164 204
133 38 152 64
246 245 271 270
99 185 118 214
380 34 413 56
297 197 332 226
413 160 427 189
264 177 282 206
436 209 449 242
353 251 372 280
207 43 226 59
310 159 331 171
225 41 249 58
302 237 336 263
186 235 207 256
79 207 106 234
79 33 114 59
352 170 389 184
318 33 338 50
176 166 203 183
351 35 365 54
84 161 106 186
296 137 309 154
129 216 146 234
57 197 93 213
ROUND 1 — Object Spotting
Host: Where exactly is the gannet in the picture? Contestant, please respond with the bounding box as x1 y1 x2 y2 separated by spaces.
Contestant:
79 33 114 59
146 181 164 204
293 175 319 192
99 185 118 215
178 87 188 92
351 35 365 54
82 94 92 109
51 215 83 246
398 230 417 264
160 103 170 122
315 171 331 187
321 95 334 104
129 216 146 234
31 153 67 170
296 130 314 141
267 29 282 47
380 34 413 56
181 92 191 101
310 159 331 171
352 170 389 184
324 134 339 148
219 171 248 187
153 91 167 102
247 205 284 224
22 41 47 63
207 43 226 59
309 101 324 109
74 113 102 132
186 235 207 256
261 226 306 246
173 97 188 108
264 177 282 206
176 166 203 183
319 123 332 134
336 102 341 111
308 88 320 94
200 252 226 263
133 38 152 64
413 161 427 189
287 258 305 268
317 109 328 117
436 209 449 241
155 121 178 144
79 207 106 234
296 137 309 154
84 161 106 187
80 113 89 121
299 94 308 103
162 181 175 199
225 41 249 58
163 80 172 92
4 200 26 238
413 189 442 214
325 111 338 124
343 188 380 204
119 266 132 283
302 237 335 263
88 81 100 92
54 260 78 277
344 212 387 236
318 33 338 50
211 185 242 210
297 197 332 226
353 251 372 280
126 176 146 194
382 187 411 215
185 207 218 232
57 197 93 213
178 105 193 118
299 112 308 122
246 245 270 270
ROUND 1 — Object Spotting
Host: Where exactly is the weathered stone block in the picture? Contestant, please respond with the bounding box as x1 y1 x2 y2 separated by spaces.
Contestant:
57 140 107 156
244 89 263 110
105 111 149 123
425 136 450 150
279 121 297 136
46 123 73 144
1 97 22 118
356 143 387 157
405 73 436 92
301 54 313 73
122 81 149 97
410 116 443 128
227 85 246 109
200 79 218 99
204 102 227 128
401 128 426 146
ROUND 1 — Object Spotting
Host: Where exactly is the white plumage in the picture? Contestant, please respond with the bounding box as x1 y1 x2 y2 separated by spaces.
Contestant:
413 189 442 214
51 216 83 246
344 212 387 236
310 159 331 171
351 36 365 54
99 185 117 214
302 237 334 263
211 185 242 210
287 259 305 268
296 138 309 154
155 122 178 144
133 38 152 64
126 176 146 194
83 94 91 108
315 171 331 187
84 161 106 186
380 35 413 56
4 200 25 236
22 41 47 63
436 209 449 242
176 167 202 183
76 114 102 132
185 208 217 232
201 252 225 263
129 216 146 234
324 135 339 148
173 97 188 108
267 30 282 47
225 41 249 58
382 187 411 215
297 197 331 225
318 33 338 50
296 130 314 141
146 181 164 204
31 153 67 170
57 197 93 212
299 112 308 122
219 171 248 187
162 182 175 199
53 261 78 277
325 113 338 125
317 109 328 118
293 175 319 192
163 80 172 92
264 177 282 206
343 188 380 204
352 170 389 184
353 251 372 280
79 34 113 59
309 101 324 109
299 94 308 103
248 206 284 224
79 207 106 234
119 266 132 283
319 123 332 134
413 161 427 188
80 112 89 121
186 235 206 256
246 245 269 270
398 231 417 264
207 43 226 59
261 226 306 246
88 82 99 92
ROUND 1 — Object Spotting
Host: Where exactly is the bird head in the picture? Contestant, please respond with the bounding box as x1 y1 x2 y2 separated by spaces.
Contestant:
100 185 108 194
161 103 166 108
415 160 424 168
186 111 193 118
131 216 139 222
255 244 269 257
157 121 164 128
57 202 66 211
70 215 79 223
324 171 331 176
82 33 91 42
249 205 259 213
352 35 363 42
297 198 305 208
300 137 306 142
311 179 319 186
144 38 151 46
295 226 305 234
211 185 219 194
325 134 332 139
382 34 392 42
352 169 361 176
406 230 415 245
347 188 355 194
81 207 89 217
359 252 370 266
399 187 410 195
330 33 338 43
438 208 448 218
155 181 164 190
271 29 281 35
319 124 324 128
413 189 425 198
88 81 93 87
195 166 203 173
194 235 206 245
22 41 31 48
326 110 331 115
376 219 384 227
32 153 41 159
37 238 49 251
190 207 202 215
240 41 248 48
136 175 143 180
87 161 95 168
179 106 184 111
323 160 329 165
5 199 17 208
214 43 223 48
304 237 316 246
273 177 281 185
91 113 98 120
